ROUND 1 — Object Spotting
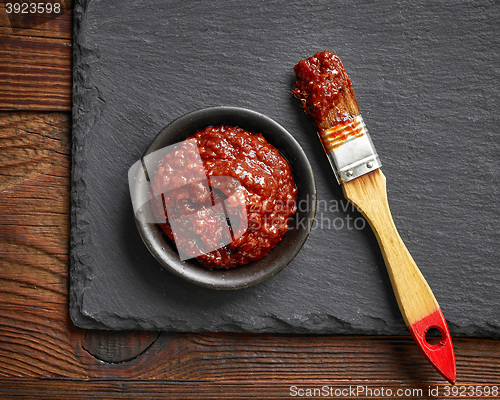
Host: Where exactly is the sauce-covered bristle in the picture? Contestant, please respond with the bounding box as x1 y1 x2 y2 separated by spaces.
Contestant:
293 51 360 131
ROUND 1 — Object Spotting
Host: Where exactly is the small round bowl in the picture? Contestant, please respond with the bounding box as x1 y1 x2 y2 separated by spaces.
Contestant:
133 106 316 289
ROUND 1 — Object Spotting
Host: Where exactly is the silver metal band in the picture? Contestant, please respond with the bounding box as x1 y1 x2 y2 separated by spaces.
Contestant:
323 116 381 183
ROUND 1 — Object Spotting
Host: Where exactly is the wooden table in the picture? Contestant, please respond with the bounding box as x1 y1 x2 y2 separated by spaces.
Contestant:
0 3 498 399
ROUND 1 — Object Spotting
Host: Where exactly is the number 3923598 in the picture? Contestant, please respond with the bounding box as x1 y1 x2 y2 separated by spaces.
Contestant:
5 3 62 14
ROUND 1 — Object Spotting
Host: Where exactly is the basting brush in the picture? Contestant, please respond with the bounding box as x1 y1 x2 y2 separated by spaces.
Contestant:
293 51 456 384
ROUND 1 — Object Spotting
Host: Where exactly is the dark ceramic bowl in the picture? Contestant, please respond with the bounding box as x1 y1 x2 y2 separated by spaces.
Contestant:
131 106 316 289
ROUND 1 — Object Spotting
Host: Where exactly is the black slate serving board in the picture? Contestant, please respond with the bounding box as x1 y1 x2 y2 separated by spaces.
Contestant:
71 0 499 336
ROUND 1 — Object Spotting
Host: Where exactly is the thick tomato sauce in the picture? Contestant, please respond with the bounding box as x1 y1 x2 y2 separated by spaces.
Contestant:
293 50 359 128
149 126 297 269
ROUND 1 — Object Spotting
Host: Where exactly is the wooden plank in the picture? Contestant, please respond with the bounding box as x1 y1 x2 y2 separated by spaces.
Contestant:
0 1 72 111
0 111 80 377
0 1 72 39
0 378 498 400
0 36 71 111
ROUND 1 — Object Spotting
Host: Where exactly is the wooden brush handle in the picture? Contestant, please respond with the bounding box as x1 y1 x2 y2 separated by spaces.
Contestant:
342 169 456 383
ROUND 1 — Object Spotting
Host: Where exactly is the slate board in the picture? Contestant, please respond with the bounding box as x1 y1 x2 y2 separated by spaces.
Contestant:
71 0 500 336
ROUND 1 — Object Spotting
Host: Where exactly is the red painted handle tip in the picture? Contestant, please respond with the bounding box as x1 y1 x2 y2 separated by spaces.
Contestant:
408 309 456 384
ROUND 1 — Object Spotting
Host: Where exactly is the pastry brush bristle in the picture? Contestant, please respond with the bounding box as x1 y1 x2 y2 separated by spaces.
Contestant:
293 51 360 131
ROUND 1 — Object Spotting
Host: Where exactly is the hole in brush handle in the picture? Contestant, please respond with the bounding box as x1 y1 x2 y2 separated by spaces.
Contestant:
425 327 445 346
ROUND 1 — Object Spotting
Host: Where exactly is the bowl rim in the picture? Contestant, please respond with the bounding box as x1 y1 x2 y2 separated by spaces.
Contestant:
132 106 316 290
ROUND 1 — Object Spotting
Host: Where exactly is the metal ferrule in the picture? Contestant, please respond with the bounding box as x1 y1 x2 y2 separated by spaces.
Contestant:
320 115 381 183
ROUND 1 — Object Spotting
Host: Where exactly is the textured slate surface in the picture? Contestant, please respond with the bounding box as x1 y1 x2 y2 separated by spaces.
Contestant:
71 0 499 336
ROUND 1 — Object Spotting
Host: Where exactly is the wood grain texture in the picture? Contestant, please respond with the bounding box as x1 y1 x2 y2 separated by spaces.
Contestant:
343 169 438 326
0 1 72 39
0 1 72 111
0 378 498 400
82 330 161 363
0 113 498 398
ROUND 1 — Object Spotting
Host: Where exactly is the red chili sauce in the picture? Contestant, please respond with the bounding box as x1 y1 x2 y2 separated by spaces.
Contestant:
149 126 297 269
293 51 359 129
